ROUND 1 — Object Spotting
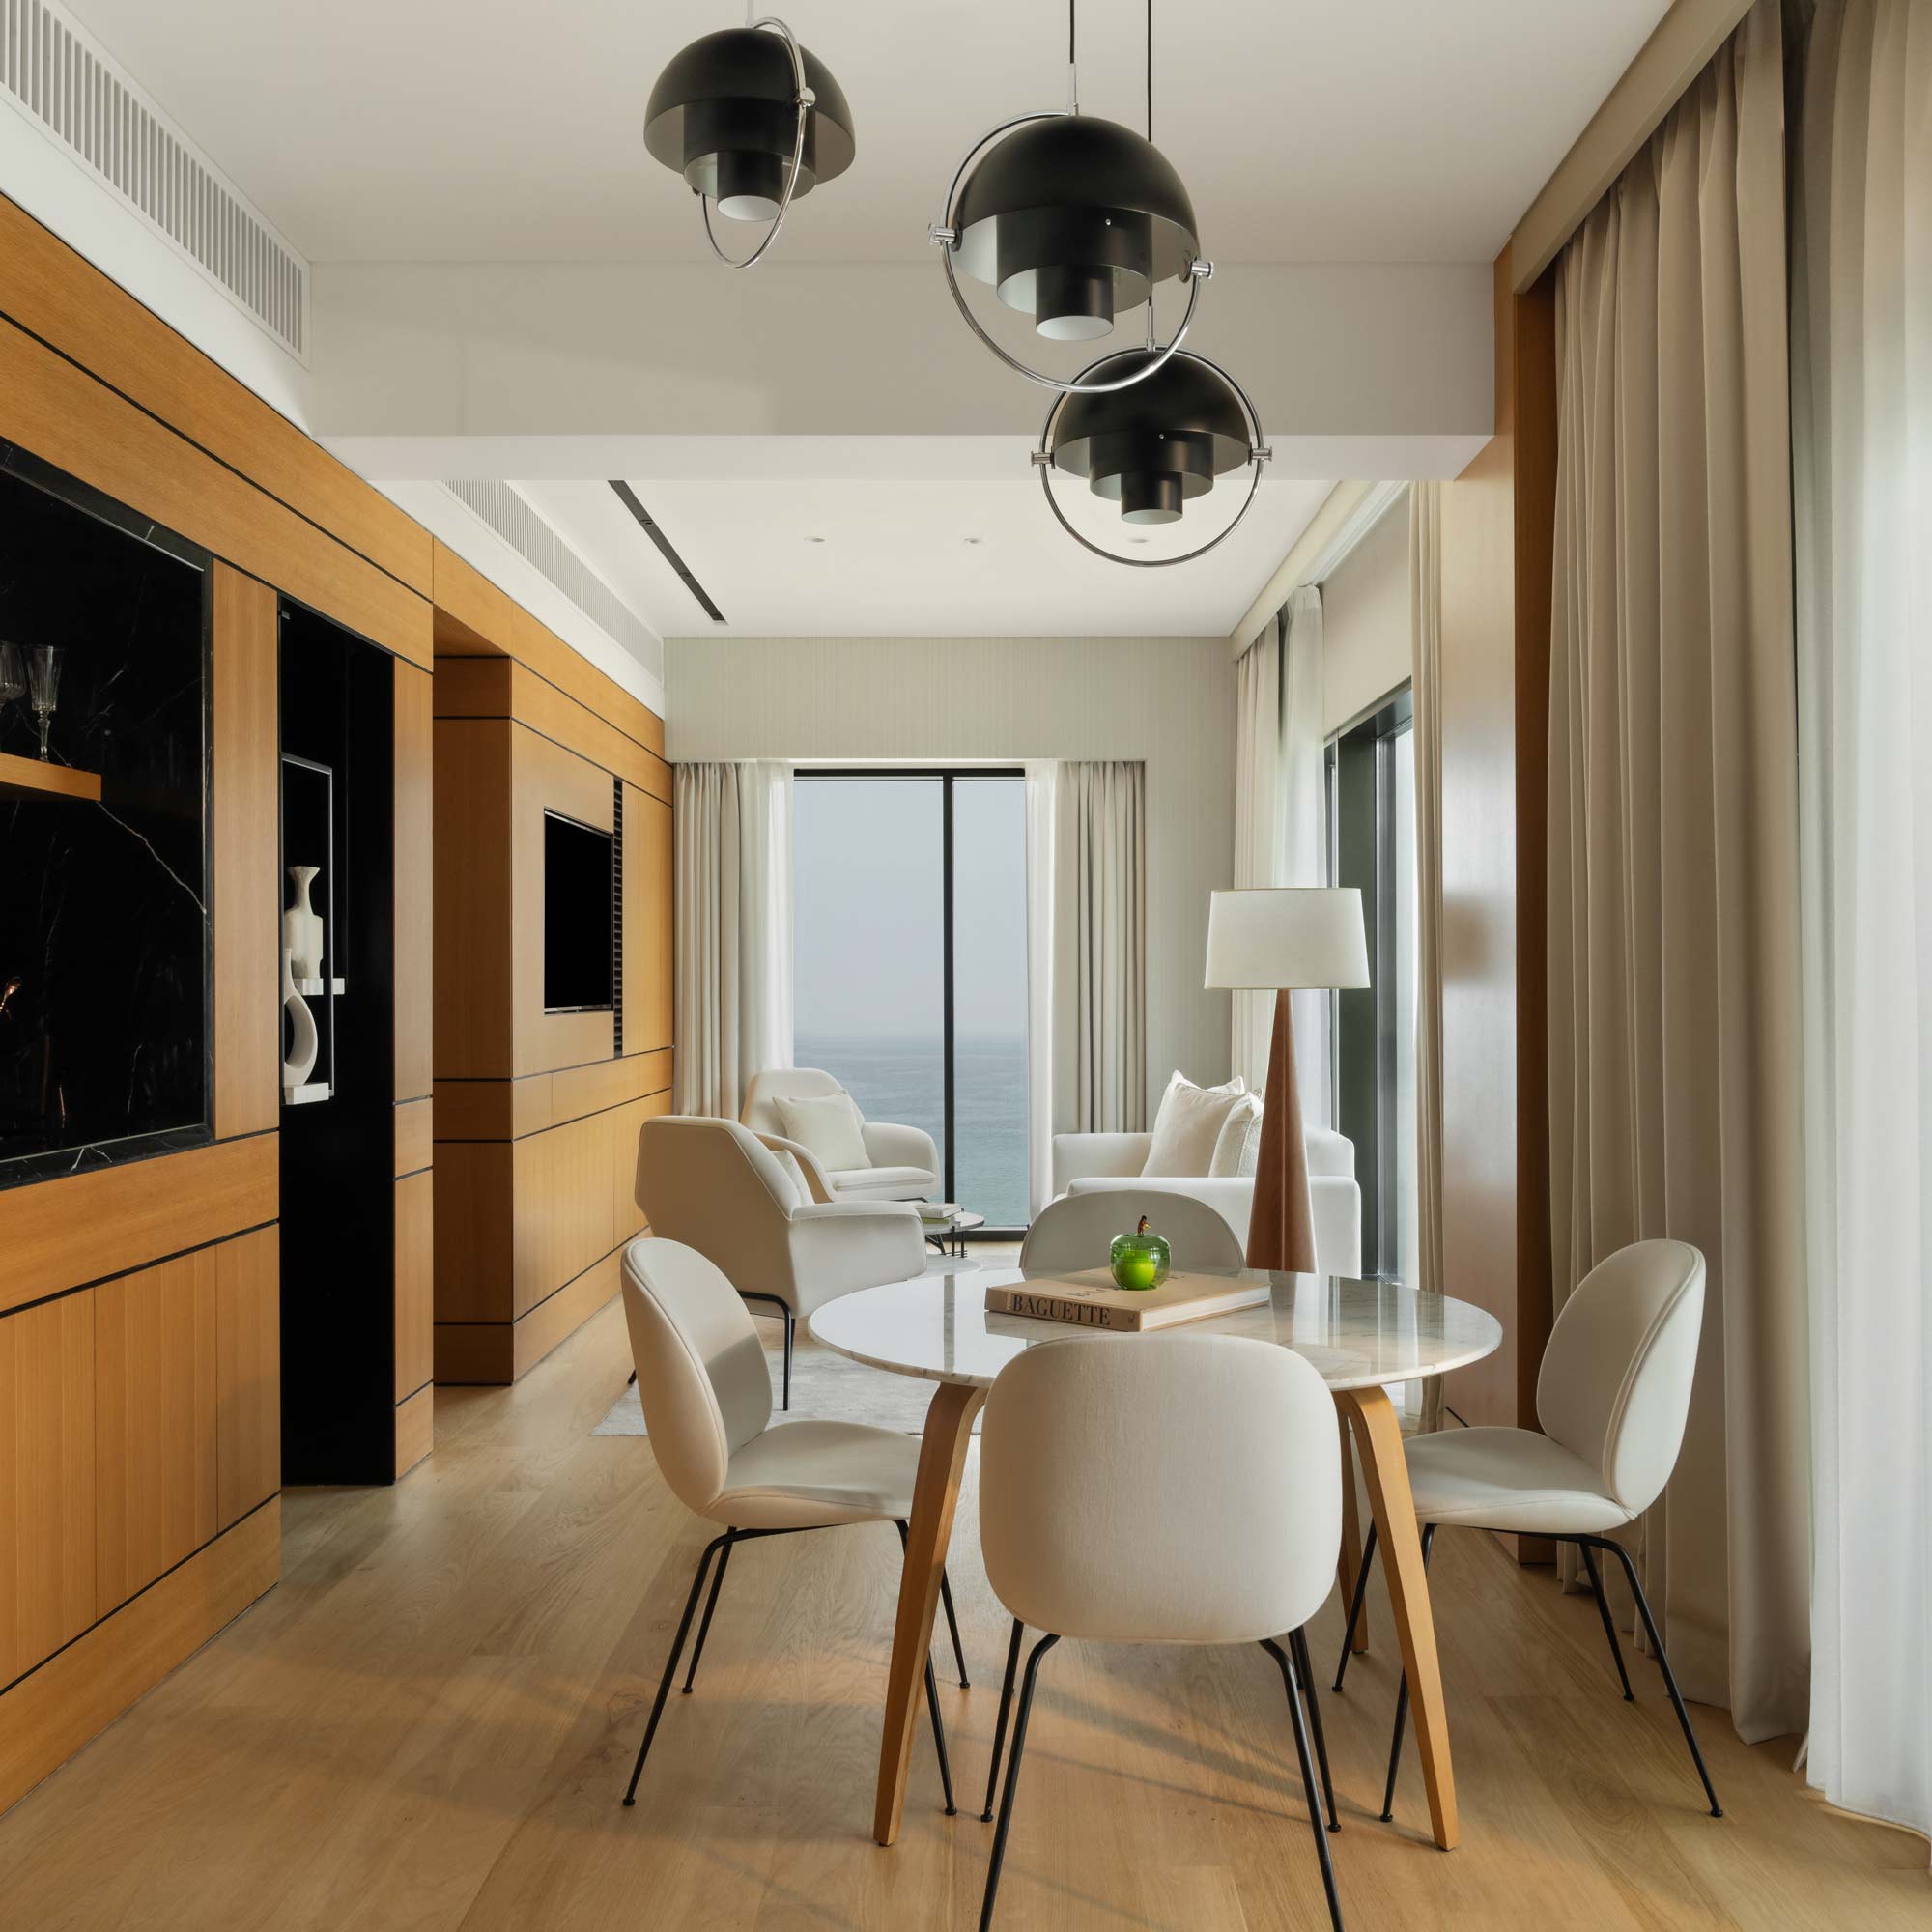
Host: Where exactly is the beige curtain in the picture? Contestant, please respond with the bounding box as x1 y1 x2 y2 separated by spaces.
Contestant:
1050 761 1148 1134
1409 483 1446 1304
1231 625 1283 1092
1548 0 1810 1742
672 761 793 1118
1790 0 1932 1843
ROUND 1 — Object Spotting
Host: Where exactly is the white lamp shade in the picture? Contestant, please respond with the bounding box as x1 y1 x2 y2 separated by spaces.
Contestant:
1204 887 1370 990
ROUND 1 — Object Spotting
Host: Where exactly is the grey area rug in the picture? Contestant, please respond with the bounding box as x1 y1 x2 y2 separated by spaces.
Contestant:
595 1255 986 1439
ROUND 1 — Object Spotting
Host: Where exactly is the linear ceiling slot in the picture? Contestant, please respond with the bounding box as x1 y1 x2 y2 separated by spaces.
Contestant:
610 481 726 625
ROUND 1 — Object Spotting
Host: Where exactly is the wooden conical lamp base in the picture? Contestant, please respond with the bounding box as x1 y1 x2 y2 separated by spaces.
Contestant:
1245 988 1318 1273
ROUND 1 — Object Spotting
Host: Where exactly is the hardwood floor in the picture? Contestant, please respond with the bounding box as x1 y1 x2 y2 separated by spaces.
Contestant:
0 1290 1922 1932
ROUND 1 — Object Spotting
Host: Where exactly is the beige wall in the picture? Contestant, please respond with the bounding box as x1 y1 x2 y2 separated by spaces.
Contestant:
1321 495 1413 733
667 635 1237 1113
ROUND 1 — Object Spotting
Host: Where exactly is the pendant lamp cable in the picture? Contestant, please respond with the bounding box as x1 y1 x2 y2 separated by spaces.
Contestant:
1066 0 1079 114
1147 0 1153 142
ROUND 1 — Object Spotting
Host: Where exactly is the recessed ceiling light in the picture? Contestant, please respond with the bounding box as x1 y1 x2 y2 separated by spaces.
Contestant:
806 535 827 544
963 537 982 545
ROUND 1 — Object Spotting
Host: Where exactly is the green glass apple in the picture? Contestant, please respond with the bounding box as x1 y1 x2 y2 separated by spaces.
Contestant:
1110 1215 1171 1292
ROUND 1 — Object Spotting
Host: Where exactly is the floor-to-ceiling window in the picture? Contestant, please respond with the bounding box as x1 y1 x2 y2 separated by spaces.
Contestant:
792 770 1029 1229
1325 693 1418 1282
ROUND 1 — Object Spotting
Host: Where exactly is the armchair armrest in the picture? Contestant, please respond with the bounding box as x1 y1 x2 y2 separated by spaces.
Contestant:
784 1199 927 1311
751 1130 835 1204
1051 1131 1152 1194
860 1120 940 1178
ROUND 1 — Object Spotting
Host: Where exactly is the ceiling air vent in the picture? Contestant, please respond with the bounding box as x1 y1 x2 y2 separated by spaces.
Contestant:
0 0 309 360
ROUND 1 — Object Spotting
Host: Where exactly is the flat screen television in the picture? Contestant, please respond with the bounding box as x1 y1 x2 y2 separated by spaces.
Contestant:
543 810 614 1012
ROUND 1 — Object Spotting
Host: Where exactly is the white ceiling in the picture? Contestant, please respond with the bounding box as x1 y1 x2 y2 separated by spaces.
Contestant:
68 0 1667 266
518 464 1334 639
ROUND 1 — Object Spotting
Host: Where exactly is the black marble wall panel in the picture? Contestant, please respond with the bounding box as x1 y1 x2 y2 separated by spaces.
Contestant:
0 451 211 1187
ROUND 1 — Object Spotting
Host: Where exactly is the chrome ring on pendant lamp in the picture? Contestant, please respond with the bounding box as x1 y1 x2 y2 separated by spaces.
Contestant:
643 14 855 270
926 0 1212 393
1033 347 1273 567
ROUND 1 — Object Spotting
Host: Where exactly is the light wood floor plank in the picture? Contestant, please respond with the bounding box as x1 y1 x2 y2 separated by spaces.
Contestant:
0 1290 1923 1932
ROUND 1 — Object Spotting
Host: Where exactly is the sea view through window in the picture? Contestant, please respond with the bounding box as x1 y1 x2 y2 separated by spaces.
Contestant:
794 772 1029 1228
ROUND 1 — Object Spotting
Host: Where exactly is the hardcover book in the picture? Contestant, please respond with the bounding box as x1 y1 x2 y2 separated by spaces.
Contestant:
982 1268 1271 1334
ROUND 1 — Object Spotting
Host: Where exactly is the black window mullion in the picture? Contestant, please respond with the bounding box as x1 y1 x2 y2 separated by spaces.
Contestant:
941 775 956 1204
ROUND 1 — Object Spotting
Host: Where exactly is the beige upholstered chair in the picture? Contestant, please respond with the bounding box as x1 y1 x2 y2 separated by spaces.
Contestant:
616 1238 967 1814
1337 1238 1721 1823
635 1114 926 1407
741 1066 939 1203
976 1335 1347 1931
1015 1188 1246 1277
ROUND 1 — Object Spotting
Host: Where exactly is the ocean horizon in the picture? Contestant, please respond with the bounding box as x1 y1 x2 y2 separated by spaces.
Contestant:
795 1031 1029 1227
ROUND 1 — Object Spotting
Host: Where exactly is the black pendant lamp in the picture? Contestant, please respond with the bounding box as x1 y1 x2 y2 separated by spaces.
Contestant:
929 0 1211 392
644 14 855 268
1035 347 1272 566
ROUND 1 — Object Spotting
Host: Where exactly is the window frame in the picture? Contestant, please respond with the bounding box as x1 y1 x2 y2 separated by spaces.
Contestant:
793 766 1028 1235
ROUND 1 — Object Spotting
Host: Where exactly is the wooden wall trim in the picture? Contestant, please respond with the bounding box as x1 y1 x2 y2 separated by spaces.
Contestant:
0 1135 277 1318
431 541 665 759
432 717 514 1081
0 1499 278 1817
434 1048 672 1143
0 317 431 668
0 196 431 596
434 1247 625 1387
212 566 281 1139
393 661 435 1103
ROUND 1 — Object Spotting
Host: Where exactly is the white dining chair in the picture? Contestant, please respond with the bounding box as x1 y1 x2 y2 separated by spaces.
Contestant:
1334 1237 1722 1822
976 1334 1348 1932
615 1237 967 1814
1017 1188 1246 1276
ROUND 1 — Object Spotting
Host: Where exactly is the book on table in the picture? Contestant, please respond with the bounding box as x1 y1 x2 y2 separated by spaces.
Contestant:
982 1268 1270 1333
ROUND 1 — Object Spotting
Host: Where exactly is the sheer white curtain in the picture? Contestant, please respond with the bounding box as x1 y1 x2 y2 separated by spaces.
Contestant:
1790 0 1932 1850
1231 619 1282 1092
1024 760 1058 1215
672 761 793 1118
1280 587 1331 1131
1547 0 1810 1742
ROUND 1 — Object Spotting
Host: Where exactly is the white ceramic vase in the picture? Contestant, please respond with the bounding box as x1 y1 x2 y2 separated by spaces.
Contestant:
280 945 318 1092
284 865 325 982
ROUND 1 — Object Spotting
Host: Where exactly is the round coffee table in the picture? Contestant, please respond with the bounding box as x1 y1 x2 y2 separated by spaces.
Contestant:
919 1208 985 1258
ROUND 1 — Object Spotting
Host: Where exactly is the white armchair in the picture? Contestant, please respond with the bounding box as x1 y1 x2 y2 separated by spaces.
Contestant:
741 1067 939 1205
636 1115 927 1407
1050 1125 1363 1279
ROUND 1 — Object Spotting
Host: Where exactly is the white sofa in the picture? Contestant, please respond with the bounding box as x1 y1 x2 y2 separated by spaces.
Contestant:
1050 1125 1363 1279
741 1067 939 1204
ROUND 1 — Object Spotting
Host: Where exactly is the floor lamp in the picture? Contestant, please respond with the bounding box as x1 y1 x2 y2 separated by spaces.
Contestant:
1205 888 1370 1273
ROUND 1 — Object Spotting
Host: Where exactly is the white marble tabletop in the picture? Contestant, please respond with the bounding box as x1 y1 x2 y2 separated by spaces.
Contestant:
809 1267 1503 1394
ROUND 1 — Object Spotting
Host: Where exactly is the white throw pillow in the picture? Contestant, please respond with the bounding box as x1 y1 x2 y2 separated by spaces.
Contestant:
774 1091 870 1172
1208 1094 1264 1178
1142 1071 1247 1178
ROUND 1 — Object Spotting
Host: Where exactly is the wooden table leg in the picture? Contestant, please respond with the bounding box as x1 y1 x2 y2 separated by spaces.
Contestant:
1336 1385 1460 1850
1336 1410 1370 1654
874 1378 985 1847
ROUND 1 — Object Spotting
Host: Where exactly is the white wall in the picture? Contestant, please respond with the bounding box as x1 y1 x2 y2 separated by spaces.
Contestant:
668 636 1236 1110
1321 494 1414 733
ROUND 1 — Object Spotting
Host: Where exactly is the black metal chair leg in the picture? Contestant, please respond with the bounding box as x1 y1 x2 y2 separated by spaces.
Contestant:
1379 1523 1435 1823
1577 1540 1634 1701
1262 1638 1346 1931
924 1655 958 1816
979 1634 1058 1932
1333 1521 1378 1691
939 1566 971 1687
981 1617 1024 1821
782 1310 795 1410
622 1532 727 1805
1290 1627 1339 1831
1591 1537 1723 1817
680 1535 734 1693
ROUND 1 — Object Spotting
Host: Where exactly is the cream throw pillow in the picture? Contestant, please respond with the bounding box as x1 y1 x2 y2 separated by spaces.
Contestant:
1208 1094 1264 1178
773 1091 870 1172
1141 1072 1247 1178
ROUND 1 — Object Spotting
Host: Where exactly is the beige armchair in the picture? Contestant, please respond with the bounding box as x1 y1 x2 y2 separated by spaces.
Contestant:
740 1066 939 1204
635 1114 926 1408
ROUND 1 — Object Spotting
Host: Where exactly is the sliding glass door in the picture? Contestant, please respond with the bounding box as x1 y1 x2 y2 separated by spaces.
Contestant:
793 770 1028 1229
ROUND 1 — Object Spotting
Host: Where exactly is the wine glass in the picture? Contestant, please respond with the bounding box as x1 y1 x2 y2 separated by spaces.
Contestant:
27 645 61 762
0 643 23 740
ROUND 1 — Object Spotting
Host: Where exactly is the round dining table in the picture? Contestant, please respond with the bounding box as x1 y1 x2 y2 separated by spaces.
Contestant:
810 1264 1503 1853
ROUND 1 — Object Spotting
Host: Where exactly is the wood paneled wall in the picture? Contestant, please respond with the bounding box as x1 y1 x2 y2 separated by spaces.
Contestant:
1435 245 1559 1511
0 194 431 1814
432 584 672 1385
